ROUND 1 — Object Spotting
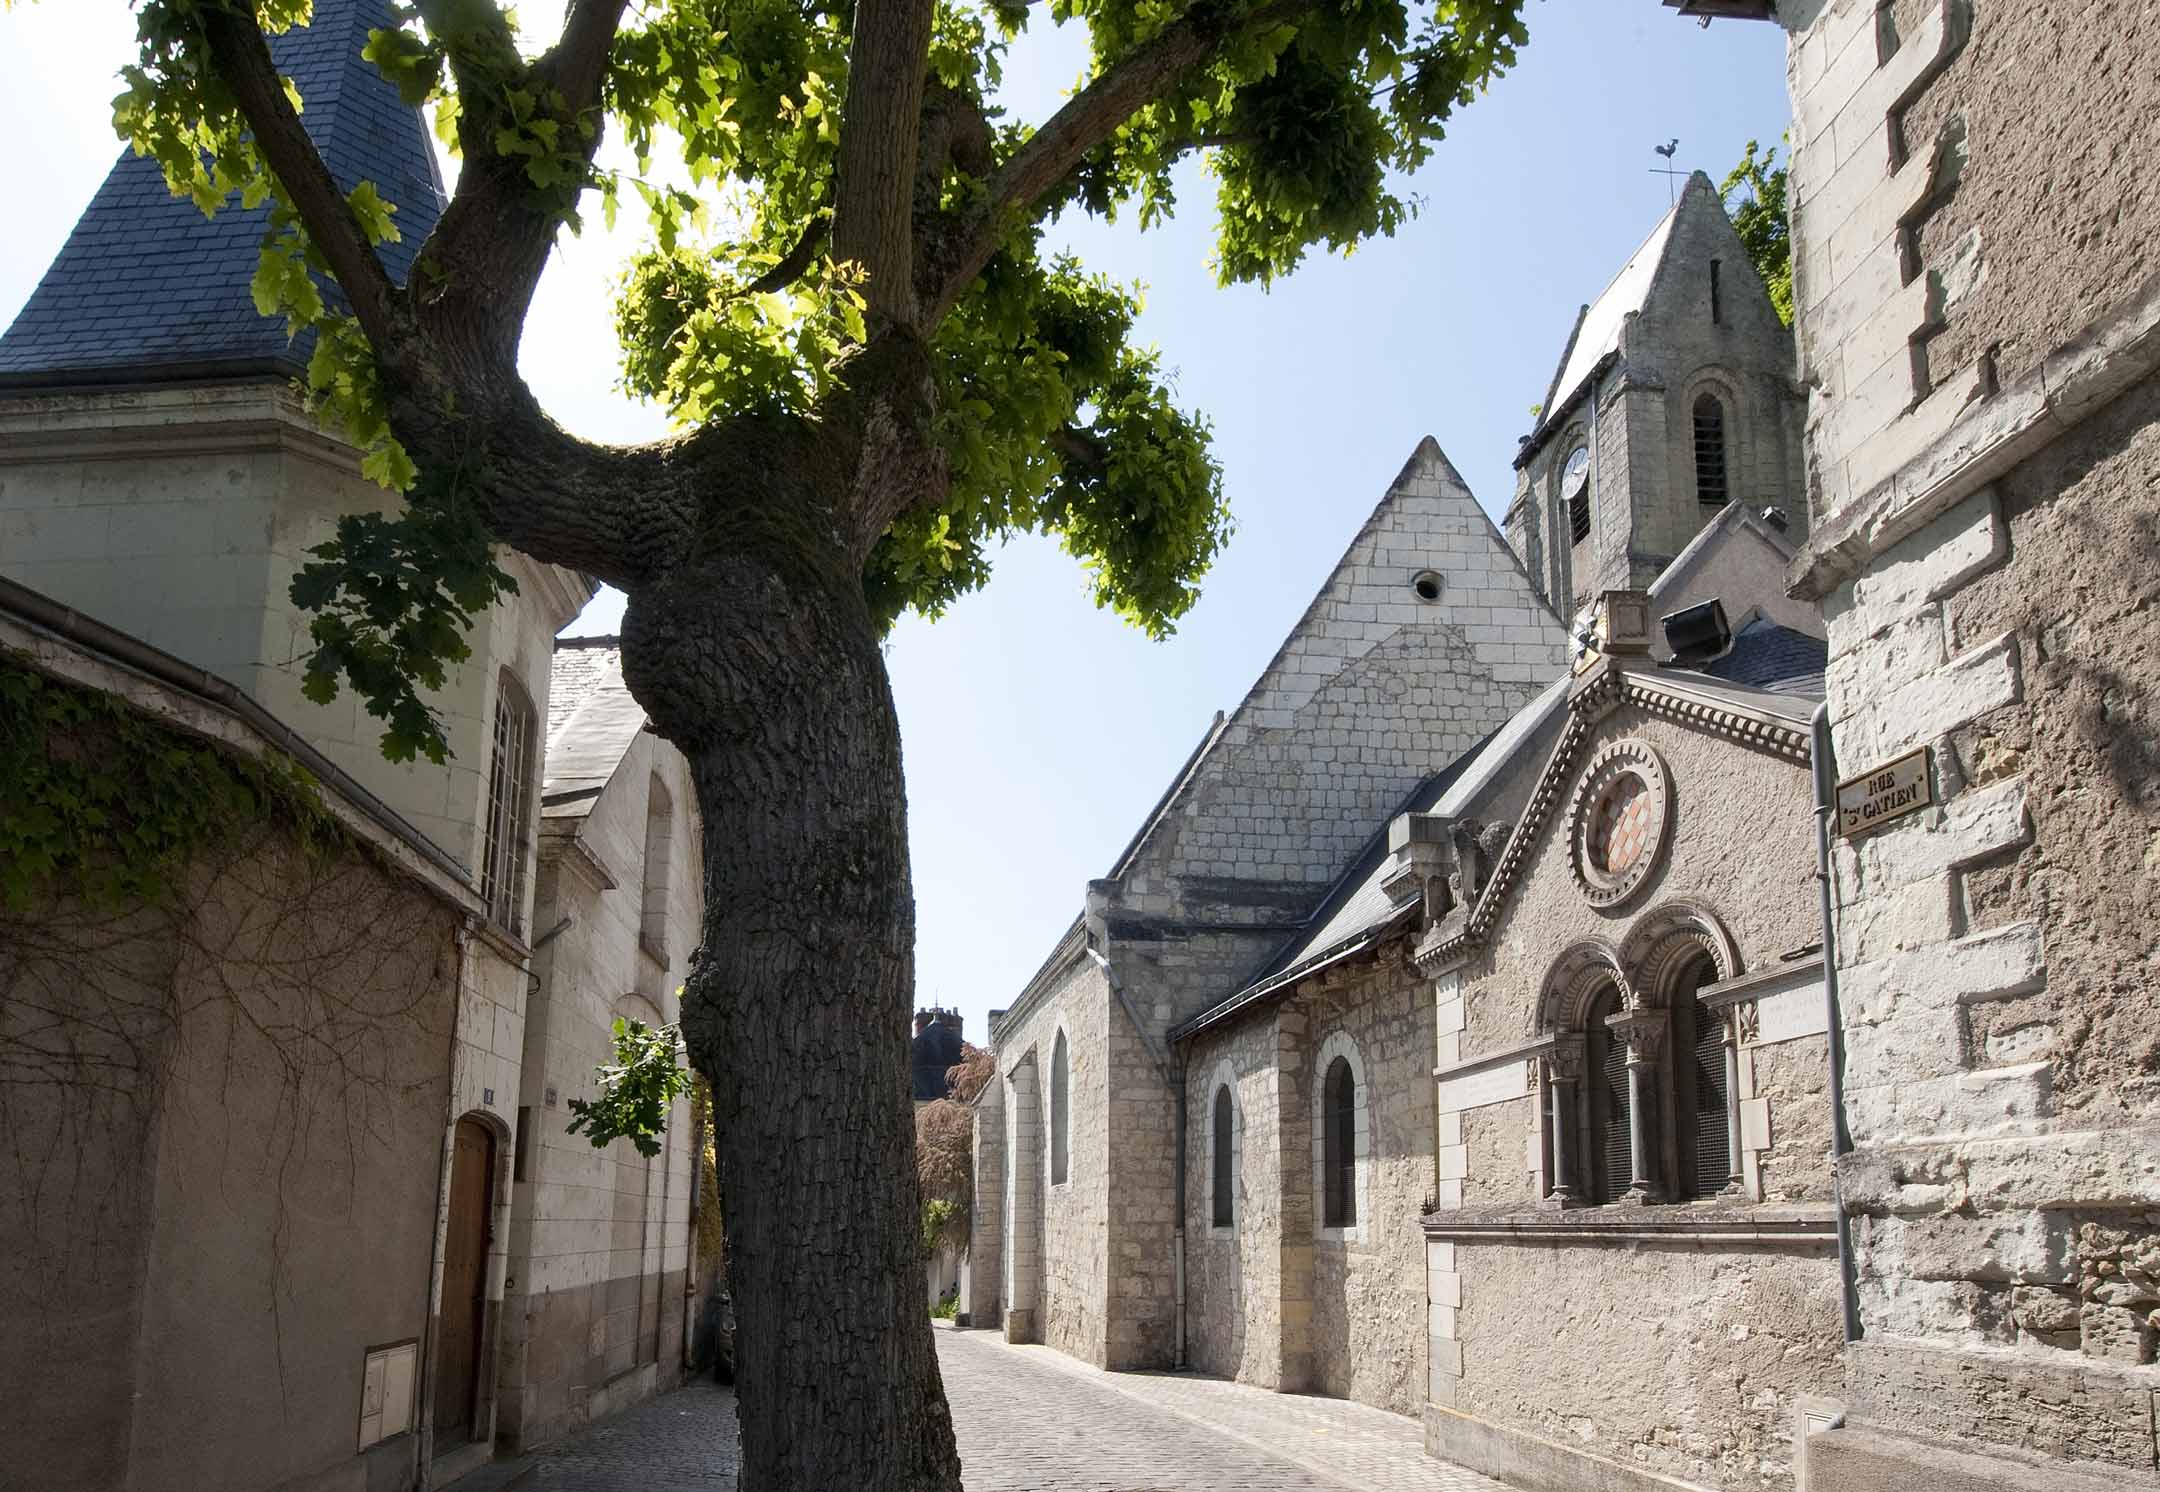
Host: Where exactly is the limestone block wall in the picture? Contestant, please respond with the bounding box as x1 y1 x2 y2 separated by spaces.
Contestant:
1132 446 1563 900
1104 993 1178 1368
1449 1241 1842 1490
994 956 1112 1362
1184 1016 1291 1387
1421 700 1840 1489
501 730 701 1451
964 1076 1003 1326
1779 0 2160 1476
1301 963 1435 1417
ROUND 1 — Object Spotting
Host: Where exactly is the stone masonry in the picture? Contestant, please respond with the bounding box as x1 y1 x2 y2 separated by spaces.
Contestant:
987 436 1569 1383
1747 0 2160 1483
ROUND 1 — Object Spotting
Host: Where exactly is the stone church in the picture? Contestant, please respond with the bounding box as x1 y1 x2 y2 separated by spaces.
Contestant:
0 3 702 1487
970 172 1845 1487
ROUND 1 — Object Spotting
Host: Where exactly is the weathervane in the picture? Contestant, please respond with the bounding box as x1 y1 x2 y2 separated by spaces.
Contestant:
1651 139 1684 206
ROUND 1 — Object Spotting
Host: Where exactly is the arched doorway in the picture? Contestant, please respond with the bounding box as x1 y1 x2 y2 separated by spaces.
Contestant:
435 1117 495 1446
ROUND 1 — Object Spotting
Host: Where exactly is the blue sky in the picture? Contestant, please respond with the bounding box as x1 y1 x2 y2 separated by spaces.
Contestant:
0 2 1791 1047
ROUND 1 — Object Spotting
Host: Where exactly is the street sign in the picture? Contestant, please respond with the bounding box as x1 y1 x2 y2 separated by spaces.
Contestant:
1836 747 1932 838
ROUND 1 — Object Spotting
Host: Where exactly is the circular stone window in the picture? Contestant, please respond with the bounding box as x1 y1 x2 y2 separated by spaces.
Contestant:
1411 570 1445 603
1568 739 1672 909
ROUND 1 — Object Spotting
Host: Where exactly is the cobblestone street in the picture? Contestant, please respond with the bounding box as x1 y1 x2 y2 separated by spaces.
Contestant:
496 1327 1509 1491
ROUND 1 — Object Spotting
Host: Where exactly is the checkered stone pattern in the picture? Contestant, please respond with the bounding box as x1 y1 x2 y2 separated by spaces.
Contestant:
1589 776 1652 875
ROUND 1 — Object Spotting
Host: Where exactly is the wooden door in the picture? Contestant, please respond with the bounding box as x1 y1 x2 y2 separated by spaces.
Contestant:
435 1118 494 1444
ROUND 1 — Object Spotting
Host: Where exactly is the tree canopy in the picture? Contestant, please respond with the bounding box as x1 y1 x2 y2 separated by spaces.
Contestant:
100 0 1531 763
1721 136 1791 327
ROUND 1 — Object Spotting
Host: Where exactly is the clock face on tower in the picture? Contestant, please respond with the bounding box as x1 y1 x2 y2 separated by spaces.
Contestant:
1562 445 1590 496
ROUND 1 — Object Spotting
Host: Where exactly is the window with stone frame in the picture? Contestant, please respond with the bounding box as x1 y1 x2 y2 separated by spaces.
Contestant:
640 774 674 967
1049 1030 1070 1185
1323 1055 1357 1228
1211 1085 1234 1228
1672 954 1736 1199
480 670 538 936
1693 394 1730 508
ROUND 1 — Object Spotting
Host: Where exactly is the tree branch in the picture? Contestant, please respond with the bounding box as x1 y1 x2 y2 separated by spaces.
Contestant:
537 0 631 116
744 212 832 296
831 0 939 332
925 0 1322 325
195 6 401 347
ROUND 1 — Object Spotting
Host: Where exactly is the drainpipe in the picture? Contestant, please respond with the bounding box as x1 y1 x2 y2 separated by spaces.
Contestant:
1085 947 1186 1369
1810 704 1863 1345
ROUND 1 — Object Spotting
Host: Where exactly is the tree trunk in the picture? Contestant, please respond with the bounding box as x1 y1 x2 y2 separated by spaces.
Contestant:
621 500 961 1491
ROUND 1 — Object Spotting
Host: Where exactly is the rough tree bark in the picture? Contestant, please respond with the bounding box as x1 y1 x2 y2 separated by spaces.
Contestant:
183 0 1329 1481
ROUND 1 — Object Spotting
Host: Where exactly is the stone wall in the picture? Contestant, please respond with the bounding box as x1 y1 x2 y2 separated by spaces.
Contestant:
1179 955 1434 1417
1775 0 2160 1480
500 726 701 1452
0 383 587 885
1446 1241 1842 1490
1184 1016 1290 1386
0 729 462 1491
1301 962 1435 1416
1423 691 1842 1489
994 953 1112 1362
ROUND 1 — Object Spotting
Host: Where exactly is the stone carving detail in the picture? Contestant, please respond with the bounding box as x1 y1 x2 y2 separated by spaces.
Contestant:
1608 1011 1668 1061
1568 739 1673 910
1734 1001 1760 1044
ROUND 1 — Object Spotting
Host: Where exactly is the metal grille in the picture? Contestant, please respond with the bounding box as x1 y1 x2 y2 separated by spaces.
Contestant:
1592 1021 1632 1205
1691 1000 1732 1198
481 673 536 935
1693 395 1729 507
1211 1087 1234 1227
1323 1057 1356 1227
1569 487 1592 545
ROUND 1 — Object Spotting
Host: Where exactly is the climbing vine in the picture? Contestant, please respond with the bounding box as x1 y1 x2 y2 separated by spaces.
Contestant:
0 655 338 912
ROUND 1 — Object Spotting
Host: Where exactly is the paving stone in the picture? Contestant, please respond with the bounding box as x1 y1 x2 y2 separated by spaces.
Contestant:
499 1329 1512 1492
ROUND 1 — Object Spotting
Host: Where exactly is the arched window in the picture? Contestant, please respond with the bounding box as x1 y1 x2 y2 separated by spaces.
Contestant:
640 775 674 965
1586 986 1633 1205
1562 443 1592 546
481 670 538 935
1211 1086 1235 1228
1693 394 1729 508
1049 1030 1069 1185
1323 1056 1357 1228
1673 953 1733 1199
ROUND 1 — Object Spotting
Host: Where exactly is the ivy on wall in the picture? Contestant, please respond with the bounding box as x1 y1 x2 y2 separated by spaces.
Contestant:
0 654 337 912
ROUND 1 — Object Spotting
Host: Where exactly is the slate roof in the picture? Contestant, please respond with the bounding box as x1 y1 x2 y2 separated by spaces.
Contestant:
1169 587 1824 1043
1704 615 1828 698
542 638 647 822
0 0 446 386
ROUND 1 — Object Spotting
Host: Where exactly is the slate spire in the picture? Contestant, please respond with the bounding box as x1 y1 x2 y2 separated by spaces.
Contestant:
0 0 447 386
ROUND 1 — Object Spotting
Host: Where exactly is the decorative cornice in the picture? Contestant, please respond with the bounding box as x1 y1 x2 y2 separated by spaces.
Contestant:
1422 1203 1836 1248
1412 667 1810 977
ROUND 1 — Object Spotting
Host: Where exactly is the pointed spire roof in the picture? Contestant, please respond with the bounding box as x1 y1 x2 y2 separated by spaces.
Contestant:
0 0 446 387
1517 170 1728 462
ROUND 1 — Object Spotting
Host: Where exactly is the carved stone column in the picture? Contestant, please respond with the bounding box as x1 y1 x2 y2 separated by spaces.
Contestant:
1607 1011 1667 1202
1544 1041 1585 1206
1721 1006 1748 1195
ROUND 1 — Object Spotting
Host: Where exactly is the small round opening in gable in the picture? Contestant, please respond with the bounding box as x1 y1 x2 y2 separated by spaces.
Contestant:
1411 570 1444 603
